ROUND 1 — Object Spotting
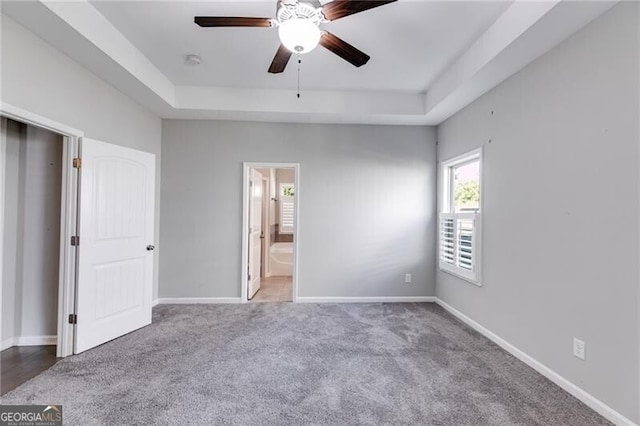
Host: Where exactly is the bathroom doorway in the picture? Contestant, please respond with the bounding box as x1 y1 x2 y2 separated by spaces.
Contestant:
241 163 299 303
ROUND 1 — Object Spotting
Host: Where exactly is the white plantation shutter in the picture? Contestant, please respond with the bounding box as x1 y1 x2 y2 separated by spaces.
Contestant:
439 214 455 265
457 216 475 271
439 212 480 283
280 197 294 233
279 183 294 234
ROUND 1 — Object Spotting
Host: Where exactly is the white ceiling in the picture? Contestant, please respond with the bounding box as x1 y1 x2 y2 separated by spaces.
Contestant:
1 0 617 125
90 1 510 92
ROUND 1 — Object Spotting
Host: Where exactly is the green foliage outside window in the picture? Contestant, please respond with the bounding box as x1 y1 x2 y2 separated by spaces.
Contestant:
283 186 295 197
454 181 479 210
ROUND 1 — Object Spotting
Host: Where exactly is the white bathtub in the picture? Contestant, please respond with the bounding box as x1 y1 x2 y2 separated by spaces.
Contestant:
270 242 293 276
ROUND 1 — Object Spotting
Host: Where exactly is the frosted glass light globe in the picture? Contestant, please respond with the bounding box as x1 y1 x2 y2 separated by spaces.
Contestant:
278 18 321 54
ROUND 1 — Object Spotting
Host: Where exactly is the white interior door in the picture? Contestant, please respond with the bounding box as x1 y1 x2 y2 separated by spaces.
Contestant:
248 169 263 299
260 178 269 278
75 138 155 353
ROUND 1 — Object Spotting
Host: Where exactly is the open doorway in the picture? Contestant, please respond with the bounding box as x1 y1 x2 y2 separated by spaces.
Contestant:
1 106 82 363
0 117 67 394
242 163 298 303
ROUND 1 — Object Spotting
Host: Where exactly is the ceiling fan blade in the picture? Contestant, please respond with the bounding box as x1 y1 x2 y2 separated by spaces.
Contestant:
268 44 293 74
194 17 273 28
319 32 370 67
321 0 397 21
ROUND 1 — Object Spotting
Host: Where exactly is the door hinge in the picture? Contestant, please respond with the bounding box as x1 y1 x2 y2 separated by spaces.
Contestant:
68 314 77 324
72 158 82 169
248 274 251 281
71 236 80 246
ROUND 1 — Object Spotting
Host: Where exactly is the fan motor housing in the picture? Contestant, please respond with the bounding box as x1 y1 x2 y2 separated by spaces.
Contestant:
277 1 323 24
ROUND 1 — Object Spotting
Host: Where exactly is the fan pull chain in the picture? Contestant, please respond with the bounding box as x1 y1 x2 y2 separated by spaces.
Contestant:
297 57 301 99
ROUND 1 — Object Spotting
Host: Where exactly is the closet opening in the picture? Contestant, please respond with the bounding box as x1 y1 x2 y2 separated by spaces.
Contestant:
0 117 67 394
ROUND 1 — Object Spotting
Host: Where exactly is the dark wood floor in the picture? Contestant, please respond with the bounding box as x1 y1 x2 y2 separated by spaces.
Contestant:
1 346 59 395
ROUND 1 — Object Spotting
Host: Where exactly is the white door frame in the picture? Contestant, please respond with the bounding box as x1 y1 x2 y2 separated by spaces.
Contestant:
0 103 82 357
241 162 299 303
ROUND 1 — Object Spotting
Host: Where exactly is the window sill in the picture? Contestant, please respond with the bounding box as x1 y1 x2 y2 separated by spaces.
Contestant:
439 267 482 287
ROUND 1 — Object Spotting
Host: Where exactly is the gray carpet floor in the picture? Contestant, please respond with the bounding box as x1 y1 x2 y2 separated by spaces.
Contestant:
1 303 609 425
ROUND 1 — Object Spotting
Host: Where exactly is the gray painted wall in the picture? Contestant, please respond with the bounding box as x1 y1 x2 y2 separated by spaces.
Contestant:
21 125 63 338
436 3 639 422
1 14 162 299
160 121 436 299
2 120 63 344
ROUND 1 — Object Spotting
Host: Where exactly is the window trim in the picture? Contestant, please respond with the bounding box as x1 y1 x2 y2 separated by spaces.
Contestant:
439 147 483 286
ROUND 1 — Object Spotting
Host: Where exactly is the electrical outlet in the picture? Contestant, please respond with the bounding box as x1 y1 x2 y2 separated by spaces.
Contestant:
573 338 586 360
404 273 412 283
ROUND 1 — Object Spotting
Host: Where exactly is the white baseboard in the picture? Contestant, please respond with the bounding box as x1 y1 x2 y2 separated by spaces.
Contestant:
17 335 57 346
157 297 435 304
435 298 636 426
157 297 242 304
1 335 57 350
296 296 436 303
1 337 15 351
152 298 159 307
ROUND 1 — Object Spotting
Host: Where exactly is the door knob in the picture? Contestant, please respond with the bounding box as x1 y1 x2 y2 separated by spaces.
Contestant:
146 245 155 251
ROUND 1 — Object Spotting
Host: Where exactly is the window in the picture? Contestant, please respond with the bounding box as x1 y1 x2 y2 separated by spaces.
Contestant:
439 148 482 284
279 183 294 234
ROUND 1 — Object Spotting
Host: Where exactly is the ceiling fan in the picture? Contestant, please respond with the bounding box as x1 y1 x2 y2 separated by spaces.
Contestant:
194 0 397 74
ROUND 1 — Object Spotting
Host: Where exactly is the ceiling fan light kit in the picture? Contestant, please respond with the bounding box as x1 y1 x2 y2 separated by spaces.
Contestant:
277 2 322 54
194 0 397 73
278 17 321 54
